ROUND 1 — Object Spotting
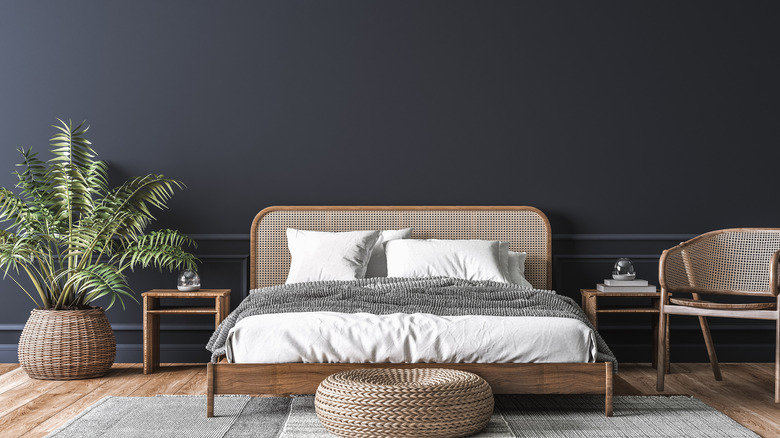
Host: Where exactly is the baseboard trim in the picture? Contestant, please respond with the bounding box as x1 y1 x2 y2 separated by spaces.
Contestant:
0 342 775 364
0 323 217 331
0 323 772 332
0 343 212 363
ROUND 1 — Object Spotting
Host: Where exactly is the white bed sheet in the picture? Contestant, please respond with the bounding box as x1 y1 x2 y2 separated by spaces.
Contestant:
226 312 598 364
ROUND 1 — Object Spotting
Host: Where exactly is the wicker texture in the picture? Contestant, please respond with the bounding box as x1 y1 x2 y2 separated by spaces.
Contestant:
661 229 780 296
315 368 494 438
253 207 551 290
18 308 116 380
656 229 780 402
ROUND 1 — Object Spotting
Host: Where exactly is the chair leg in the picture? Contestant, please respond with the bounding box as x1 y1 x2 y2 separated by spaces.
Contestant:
691 292 722 381
775 316 779 403
657 309 667 391
697 315 722 381
664 314 670 374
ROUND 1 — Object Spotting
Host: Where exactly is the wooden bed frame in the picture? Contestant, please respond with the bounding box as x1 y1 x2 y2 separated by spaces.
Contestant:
207 206 613 416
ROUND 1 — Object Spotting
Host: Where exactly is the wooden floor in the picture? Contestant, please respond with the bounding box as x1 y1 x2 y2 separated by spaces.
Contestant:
0 363 777 437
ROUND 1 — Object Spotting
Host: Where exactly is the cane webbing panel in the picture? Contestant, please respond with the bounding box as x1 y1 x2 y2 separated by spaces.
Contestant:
662 229 780 296
251 207 551 290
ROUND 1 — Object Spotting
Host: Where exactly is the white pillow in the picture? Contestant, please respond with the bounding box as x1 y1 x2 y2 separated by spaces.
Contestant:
385 239 512 283
285 229 381 284
365 228 413 278
507 251 533 288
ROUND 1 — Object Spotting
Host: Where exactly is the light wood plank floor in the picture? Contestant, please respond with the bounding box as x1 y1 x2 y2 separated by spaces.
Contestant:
0 363 777 437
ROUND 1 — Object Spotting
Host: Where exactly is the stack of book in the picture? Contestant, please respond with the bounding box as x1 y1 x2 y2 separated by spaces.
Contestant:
596 279 656 293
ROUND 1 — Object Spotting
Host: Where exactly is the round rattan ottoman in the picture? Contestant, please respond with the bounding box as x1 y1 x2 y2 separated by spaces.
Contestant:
315 368 494 438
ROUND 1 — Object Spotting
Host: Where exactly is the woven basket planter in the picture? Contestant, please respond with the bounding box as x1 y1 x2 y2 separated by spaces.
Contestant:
18 308 116 380
315 368 494 438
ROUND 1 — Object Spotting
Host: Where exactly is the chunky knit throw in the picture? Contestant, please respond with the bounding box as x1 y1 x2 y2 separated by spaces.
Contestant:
206 277 617 368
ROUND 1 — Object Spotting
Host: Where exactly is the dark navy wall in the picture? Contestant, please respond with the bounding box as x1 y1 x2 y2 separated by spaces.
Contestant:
0 1 778 363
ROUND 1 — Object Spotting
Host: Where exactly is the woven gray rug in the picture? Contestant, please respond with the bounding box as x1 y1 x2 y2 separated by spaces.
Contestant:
46 394 758 437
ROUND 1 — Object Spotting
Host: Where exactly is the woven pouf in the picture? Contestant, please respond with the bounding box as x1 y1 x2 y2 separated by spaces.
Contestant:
315 368 494 438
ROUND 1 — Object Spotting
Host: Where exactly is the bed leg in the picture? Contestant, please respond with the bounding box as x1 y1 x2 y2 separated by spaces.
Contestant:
605 362 613 417
207 362 215 417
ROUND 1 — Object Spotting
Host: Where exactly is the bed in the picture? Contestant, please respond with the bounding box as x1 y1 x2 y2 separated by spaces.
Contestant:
206 206 615 416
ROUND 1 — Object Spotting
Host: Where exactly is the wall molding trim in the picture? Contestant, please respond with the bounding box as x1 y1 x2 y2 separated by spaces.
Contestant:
186 233 698 242
553 253 662 290
553 234 695 241
189 234 251 241
1 235 770 363
554 254 662 260
191 253 249 295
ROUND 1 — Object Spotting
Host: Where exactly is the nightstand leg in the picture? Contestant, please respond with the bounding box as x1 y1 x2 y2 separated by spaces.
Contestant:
652 297 670 373
214 297 228 330
143 296 160 374
651 313 659 369
585 294 598 330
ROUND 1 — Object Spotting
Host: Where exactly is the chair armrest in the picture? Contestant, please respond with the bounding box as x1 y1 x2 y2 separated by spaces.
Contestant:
771 249 780 296
658 243 688 291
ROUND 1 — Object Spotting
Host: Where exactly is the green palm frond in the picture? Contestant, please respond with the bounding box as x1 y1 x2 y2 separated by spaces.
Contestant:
115 175 183 213
0 119 197 309
0 232 53 307
0 230 24 271
0 188 29 225
86 159 109 195
13 148 50 211
48 119 98 222
65 264 134 310
119 229 198 272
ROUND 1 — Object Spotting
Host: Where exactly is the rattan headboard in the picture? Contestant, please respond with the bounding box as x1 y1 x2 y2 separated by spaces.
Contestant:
250 206 552 290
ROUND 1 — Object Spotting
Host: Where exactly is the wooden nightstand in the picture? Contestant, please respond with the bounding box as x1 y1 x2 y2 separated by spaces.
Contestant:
142 289 231 374
580 289 669 372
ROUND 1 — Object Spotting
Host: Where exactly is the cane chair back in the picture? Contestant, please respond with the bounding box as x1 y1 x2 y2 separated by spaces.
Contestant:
661 229 780 297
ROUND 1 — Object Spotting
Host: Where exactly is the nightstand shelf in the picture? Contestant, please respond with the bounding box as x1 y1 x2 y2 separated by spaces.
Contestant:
145 306 220 314
142 289 230 374
596 308 660 314
580 288 669 372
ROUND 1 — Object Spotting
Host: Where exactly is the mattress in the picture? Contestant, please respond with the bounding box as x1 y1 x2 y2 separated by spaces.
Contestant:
226 312 598 364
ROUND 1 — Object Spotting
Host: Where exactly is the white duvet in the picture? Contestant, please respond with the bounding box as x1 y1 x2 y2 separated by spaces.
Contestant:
226 312 598 364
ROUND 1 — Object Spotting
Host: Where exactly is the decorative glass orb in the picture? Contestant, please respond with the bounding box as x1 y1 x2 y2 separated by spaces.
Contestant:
177 269 201 291
612 258 636 280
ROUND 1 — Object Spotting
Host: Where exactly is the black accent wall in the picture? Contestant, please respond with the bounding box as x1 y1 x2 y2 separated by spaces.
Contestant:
0 1 778 364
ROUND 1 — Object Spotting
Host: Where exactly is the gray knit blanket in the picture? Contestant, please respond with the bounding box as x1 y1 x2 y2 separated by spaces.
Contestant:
206 277 617 368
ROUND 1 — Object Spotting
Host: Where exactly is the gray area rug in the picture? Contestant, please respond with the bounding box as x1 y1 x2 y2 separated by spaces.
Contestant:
46 394 758 437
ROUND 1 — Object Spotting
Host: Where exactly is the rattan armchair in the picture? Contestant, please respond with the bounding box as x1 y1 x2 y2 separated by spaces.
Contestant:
656 229 780 403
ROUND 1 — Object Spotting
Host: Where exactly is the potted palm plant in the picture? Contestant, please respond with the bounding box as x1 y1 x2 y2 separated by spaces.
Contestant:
0 119 197 379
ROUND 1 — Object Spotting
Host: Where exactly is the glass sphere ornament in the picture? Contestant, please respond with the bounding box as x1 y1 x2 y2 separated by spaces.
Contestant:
612 258 636 280
177 269 201 291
